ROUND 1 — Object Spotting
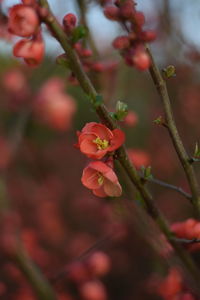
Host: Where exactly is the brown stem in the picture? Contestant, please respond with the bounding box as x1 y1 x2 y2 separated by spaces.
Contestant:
0 111 56 300
37 0 200 292
146 46 200 217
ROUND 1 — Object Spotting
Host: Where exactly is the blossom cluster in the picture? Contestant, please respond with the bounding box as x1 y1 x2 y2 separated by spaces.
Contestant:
8 0 44 66
76 122 125 197
103 0 156 70
59 13 118 84
1 71 77 132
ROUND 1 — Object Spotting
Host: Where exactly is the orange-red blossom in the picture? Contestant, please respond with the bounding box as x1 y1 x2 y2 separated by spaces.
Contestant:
81 161 122 197
77 122 125 159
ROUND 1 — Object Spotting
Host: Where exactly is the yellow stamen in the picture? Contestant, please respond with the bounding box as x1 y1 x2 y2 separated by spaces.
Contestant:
93 137 109 150
98 174 104 185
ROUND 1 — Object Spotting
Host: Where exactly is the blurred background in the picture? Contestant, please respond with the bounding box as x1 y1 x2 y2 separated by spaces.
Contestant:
1 0 200 299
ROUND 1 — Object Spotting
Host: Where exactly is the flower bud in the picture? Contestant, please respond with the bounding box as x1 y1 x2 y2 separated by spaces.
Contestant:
63 13 77 32
8 4 39 37
132 49 151 71
120 0 135 19
140 30 156 42
103 5 120 20
112 36 130 50
133 11 145 27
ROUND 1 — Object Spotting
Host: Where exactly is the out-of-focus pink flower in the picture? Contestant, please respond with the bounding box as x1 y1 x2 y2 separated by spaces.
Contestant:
80 280 107 300
3 69 27 93
81 161 122 197
13 37 45 67
156 268 182 299
87 251 111 276
128 149 150 169
38 77 66 96
77 122 125 159
171 219 200 252
132 47 151 70
35 77 76 131
8 4 39 37
124 111 138 127
41 95 76 131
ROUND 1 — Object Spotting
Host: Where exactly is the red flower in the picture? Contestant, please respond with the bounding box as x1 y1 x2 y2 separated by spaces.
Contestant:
13 36 44 67
77 122 125 159
8 4 39 37
128 149 150 169
81 161 122 197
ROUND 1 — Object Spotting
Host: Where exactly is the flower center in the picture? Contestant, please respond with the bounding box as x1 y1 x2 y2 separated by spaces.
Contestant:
98 174 104 186
93 137 109 150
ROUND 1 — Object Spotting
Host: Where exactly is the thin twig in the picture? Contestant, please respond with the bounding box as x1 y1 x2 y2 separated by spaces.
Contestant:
172 237 200 244
148 177 192 201
146 45 200 217
51 232 113 283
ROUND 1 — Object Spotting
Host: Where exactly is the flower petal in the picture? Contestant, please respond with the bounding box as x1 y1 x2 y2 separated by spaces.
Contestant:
88 161 119 184
81 122 97 133
80 138 98 154
80 139 107 159
109 129 125 151
93 187 107 198
88 161 111 174
103 179 122 197
81 167 100 189
91 124 113 141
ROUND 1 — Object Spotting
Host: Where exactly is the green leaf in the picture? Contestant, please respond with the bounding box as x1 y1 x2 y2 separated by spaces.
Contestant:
71 25 88 43
140 165 153 180
162 65 176 78
144 166 153 179
153 116 163 125
115 101 128 121
109 112 117 120
194 142 200 158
